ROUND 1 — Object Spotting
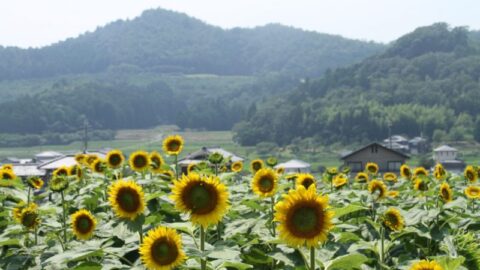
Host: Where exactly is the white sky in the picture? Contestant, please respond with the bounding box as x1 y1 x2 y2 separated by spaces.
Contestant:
1 0 479 48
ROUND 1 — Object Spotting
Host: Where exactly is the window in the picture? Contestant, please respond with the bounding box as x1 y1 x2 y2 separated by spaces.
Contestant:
387 161 402 171
370 145 378 153
347 162 362 171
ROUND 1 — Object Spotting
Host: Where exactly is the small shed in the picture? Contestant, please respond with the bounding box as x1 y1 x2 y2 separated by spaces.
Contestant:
341 142 409 173
433 145 465 172
275 159 311 173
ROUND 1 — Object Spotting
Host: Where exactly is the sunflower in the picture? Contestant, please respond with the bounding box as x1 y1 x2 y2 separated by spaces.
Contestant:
86 154 99 166
252 168 278 197
368 180 387 200
266 157 278 167
0 169 16 180
12 201 26 223
465 165 477 183
439 182 453 203
71 209 97 240
171 173 229 228
69 165 83 179
91 159 107 174
409 260 443 270
129 151 150 172
285 174 298 182
208 152 224 165
365 162 379 174
400 164 412 180
465 186 480 199
53 166 69 177
414 178 429 192
19 203 40 230
274 185 334 248
250 159 264 173
106 150 125 169
332 174 348 189
108 180 145 220
383 172 398 183
75 153 86 165
355 172 369 183
296 173 316 189
413 167 428 178
434 163 446 180
162 135 184 156
326 167 338 176
1 164 13 171
160 170 175 181
388 190 399 198
149 151 165 173
139 226 186 270
49 176 69 192
276 166 285 175
342 166 351 174
231 161 243 173
27 177 44 190
382 208 404 231
187 163 197 175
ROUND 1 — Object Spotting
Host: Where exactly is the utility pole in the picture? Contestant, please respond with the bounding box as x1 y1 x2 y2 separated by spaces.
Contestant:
388 120 392 149
83 120 89 154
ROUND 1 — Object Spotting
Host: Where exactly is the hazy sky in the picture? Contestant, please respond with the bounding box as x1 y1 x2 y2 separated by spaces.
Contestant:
1 0 479 48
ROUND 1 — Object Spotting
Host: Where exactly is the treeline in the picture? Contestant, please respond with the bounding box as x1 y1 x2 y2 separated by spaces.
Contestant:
0 130 114 147
0 9 383 81
234 23 480 146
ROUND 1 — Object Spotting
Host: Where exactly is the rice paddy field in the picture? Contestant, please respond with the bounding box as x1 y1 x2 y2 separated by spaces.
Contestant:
1 135 480 270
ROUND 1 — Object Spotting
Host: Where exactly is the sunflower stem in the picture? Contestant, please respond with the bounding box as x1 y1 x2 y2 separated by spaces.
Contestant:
270 196 276 237
139 227 143 244
60 191 68 247
380 226 385 266
310 246 315 270
34 226 38 245
27 187 31 205
200 226 206 270
174 154 179 180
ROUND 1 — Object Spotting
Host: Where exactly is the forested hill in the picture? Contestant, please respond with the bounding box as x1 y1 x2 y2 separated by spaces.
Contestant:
0 8 383 81
234 23 480 146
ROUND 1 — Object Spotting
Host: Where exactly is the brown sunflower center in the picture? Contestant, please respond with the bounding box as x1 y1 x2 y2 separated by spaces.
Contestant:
470 189 479 196
183 183 218 214
109 154 122 167
301 178 314 189
133 155 148 169
167 141 180 152
417 181 428 191
117 188 141 213
259 176 274 192
367 166 377 173
150 237 178 265
441 188 450 200
252 162 262 171
287 203 324 238
467 171 475 180
385 213 399 226
57 169 68 176
2 172 13 179
95 162 105 173
233 164 241 170
151 157 161 168
76 215 93 234
22 212 38 228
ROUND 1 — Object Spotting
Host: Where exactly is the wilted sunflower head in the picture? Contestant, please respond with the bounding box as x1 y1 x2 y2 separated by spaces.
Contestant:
129 151 150 172
0 169 16 180
208 152 224 165
1 164 13 171
413 167 428 178
439 182 453 203
108 179 145 220
91 159 107 174
53 166 69 178
274 185 334 248
250 159 264 173
296 173 316 189
333 174 348 189
231 161 243 173
368 180 387 200
149 151 164 173
409 260 443 270
171 173 229 228
68 165 83 179
162 135 184 156
27 177 44 190
383 172 398 183
71 209 97 240
139 226 187 270
414 178 429 192
434 163 446 180
382 207 404 231
400 164 412 180
49 175 69 192
465 186 480 199
465 165 477 183
252 168 278 197
266 157 278 167
355 172 369 183
19 203 40 230
106 150 125 169
365 162 379 174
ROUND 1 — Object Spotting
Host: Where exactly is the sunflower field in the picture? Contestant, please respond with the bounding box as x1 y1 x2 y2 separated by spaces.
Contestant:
1 135 480 270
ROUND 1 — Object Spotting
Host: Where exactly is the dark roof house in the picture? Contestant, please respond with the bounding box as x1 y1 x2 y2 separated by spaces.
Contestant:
341 142 409 173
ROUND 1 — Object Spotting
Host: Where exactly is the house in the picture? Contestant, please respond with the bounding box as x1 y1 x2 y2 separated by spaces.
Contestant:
274 159 311 173
409 136 429 154
341 142 409 173
178 146 244 173
433 145 465 172
34 151 64 163
12 164 46 179
38 150 107 177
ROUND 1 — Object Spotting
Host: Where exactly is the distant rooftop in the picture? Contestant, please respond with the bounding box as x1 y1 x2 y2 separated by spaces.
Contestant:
434 145 457 152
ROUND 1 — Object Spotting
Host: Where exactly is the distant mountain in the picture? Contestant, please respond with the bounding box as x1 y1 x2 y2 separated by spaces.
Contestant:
234 23 480 146
0 8 384 81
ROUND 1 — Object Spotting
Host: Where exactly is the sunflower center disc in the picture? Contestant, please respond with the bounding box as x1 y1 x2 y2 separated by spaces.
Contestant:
151 239 178 265
110 155 121 166
259 177 273 192
22 212 37 228
77 216 92 233
118 189 139 212
292 207 318 234
134 156 148 168
189 184 215 214
302 179 314 188
169 142 180 151
385 213 398 226
442 189 449 199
